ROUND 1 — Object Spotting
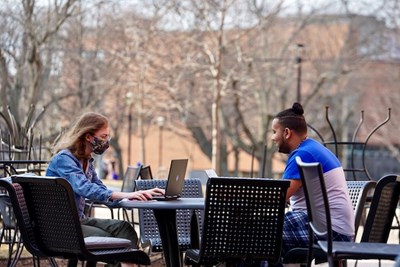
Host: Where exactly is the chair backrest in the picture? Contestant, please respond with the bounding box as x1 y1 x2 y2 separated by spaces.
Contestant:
346 180 376 238
135 178 203 251
121 166 141 192
10 175 87 257
295 157 334 253
0 178 56 258
198 177 290 265
360 174 400 243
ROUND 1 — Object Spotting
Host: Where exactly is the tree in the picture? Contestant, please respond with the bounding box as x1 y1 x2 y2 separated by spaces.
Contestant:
0 0 77 157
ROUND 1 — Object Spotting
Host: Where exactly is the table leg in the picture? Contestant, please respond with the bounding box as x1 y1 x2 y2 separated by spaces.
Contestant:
190 210 200 249
153 209 181 267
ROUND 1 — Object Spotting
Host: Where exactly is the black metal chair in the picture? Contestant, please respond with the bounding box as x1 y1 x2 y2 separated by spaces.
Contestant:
296 156 400 267
0 178 59 267
135 178 203 259
184 177 290 266
8 175 150 267
0 192 23 267
282 179 377 265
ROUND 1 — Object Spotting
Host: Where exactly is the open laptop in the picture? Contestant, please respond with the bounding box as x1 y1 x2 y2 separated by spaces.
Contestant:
152 159 188 201
121 165 142 192
139 165 153 180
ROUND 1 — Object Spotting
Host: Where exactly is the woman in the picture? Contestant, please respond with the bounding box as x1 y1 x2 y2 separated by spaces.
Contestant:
46 112 164 267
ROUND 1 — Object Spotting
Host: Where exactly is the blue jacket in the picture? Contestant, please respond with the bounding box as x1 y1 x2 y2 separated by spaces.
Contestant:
45 149 113 219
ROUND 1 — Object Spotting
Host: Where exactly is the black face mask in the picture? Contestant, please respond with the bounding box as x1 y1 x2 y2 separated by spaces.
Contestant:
90 136 110 155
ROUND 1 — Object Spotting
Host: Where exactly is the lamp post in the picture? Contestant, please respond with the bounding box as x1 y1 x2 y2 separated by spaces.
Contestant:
126 92 134 166
156 116 165 169
296 43 304 103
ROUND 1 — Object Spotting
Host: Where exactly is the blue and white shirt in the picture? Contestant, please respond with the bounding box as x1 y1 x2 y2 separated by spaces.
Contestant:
283 138 355 237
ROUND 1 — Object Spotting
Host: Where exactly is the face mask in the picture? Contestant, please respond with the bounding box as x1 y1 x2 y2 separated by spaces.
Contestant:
90 136 110 155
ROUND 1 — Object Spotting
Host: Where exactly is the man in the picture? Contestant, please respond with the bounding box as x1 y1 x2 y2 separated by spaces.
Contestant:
271 102 354 254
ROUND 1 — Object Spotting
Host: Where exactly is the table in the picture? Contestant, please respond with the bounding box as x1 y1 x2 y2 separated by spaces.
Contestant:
119 197 205 267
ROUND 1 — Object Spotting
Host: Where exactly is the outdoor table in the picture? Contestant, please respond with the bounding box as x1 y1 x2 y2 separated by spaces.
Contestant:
118 197 205 267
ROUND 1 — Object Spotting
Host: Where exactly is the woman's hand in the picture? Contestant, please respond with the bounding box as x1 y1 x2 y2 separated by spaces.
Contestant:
125 187 165 201
112 187 165 201
145 187 165 197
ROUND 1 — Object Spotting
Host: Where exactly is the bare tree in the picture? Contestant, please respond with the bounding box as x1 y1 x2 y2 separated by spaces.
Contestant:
0 0 77 155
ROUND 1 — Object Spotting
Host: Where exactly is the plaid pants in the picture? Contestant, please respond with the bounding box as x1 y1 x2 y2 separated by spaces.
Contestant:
283 210 352 252
260 211 353 267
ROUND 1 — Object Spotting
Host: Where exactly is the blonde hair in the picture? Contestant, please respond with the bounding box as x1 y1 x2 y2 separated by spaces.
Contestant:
52 112 109 160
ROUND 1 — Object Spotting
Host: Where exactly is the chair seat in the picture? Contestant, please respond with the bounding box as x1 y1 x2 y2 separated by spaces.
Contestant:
318 241 400 260
282 246 327 264
86 247 151 265
84 236 131 250
185 249 219 266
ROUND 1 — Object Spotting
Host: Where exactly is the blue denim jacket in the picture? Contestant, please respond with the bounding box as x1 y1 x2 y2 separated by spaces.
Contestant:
45 149 113 219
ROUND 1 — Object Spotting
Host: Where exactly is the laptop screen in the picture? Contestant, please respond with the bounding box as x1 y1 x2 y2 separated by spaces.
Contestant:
164 159 188 197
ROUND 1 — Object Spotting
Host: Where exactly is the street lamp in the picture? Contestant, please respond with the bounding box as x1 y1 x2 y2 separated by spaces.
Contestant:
156 116 165 169
126 92 134 166
296 43 304 103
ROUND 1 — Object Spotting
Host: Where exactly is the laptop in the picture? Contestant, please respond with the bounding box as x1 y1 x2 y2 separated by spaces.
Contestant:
152 159 188 201
121 165 142 192
139 165 153 180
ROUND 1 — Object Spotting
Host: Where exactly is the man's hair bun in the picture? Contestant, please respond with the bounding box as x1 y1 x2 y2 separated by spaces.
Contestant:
292 102 304 115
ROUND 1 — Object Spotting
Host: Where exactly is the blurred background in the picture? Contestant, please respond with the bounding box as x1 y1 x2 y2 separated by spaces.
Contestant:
0 0 399 181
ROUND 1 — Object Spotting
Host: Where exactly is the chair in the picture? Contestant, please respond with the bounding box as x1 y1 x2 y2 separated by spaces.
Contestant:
0 178 59 267
7 175 150 266
346 180 376 238
282 179 377 265
135 178 203 257
296 156 400 267
0 192 23 267
184 177 290 266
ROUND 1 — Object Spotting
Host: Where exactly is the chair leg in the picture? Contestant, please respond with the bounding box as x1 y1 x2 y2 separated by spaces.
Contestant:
48 257 59 267
329 256 341 267
68 258 79 267
32 256 41 267
4 227 23 267
85 261 97 267
109 207 114 219
9 236 24 267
